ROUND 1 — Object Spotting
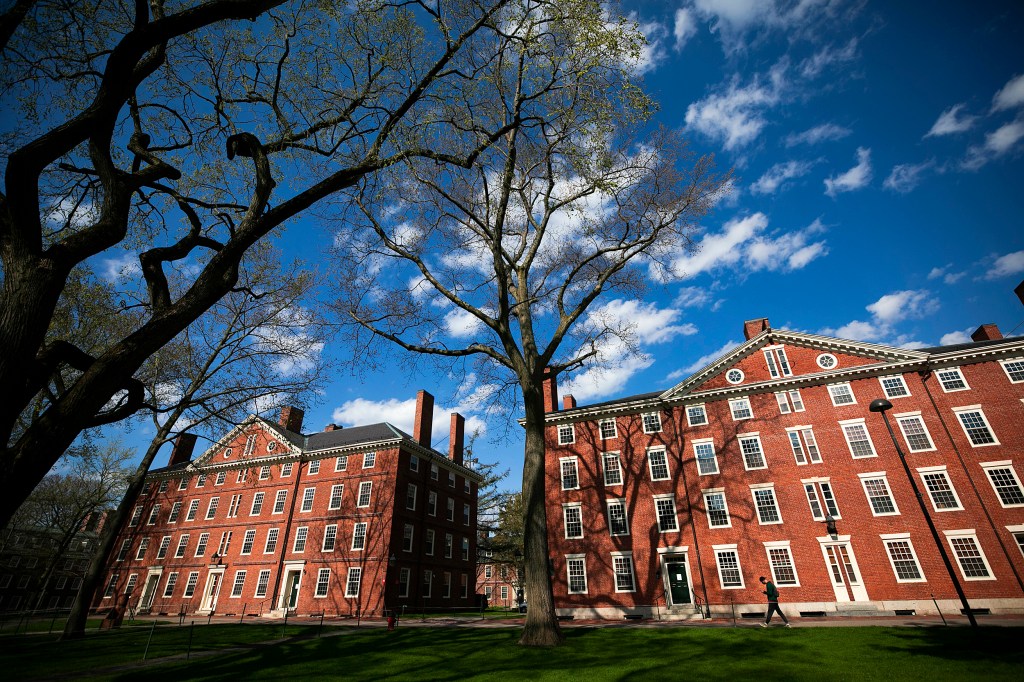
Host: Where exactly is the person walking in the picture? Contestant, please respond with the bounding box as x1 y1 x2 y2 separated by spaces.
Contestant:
759 575 791 627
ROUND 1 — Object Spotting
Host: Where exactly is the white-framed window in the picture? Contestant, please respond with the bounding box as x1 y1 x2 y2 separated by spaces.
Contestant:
444 533 453 559
560 457 580 490
147 504 161 525
981 462 1024 507
178 478 189 491
443 571 452 598
765 542 799 586
840 419 877 458
215 471 227 485
273 490 287 513
599 418 617 440
335 455 348 472
156 535 171 559
729 397 753 420
345 567 362 597
174 535 190 558
430 463 439 481
241 529 256 555
725 368 744 384
935 367 969 392
135 538 149 560
292 527 308 553
409 454 419 472
751 485 782 525
602 452 623 486
230 570 246 597
195 533 209 557
999 358 1024 383
226 494 242 518
828 383 856 406
129 505 143 526
917 466 963 511
879 375 910 398
462 537 470 561
329 484 344 510
484 564 492 579
308 459 320 475
204 498 219 520
398 568 411 598
250 492 264 516
168 502 181 523
612 552 636 592
448 471 456 488
363 451 376 468
953 407 998 446
300 487 316 512
184 499 200 521
944 530 995 580
103 574 119 598
714 545 744 588
607 499 629 536
402 524 414 552
738 433 767 470
351 522 367 551
881 534 926 582
654 495 679 532
764 346 792 378
283 462 296 477
264 528 279 553
642 412 662 433
461 573 469 599
428 491 437 516
787 427 821 464
259 466 271 480
648 448 671 481
557 424 575 445
163 572 178 598
357 481 372 507
803 479 840 520
255 569 272 598
859 473 900 516
816 353 838 369
563 503 583 539
775 390 805 414
237 469 248 484
322 524 337 552
196 474 207 487
703 489 730 528
243 434 257 456
425 529 435 556
694 439 718 475
686 404 708 426
895 413 936 452
566 555 588 594
184 572 199 598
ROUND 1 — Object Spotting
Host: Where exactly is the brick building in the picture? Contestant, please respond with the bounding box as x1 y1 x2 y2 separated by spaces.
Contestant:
542 318 1024 619
95 390 482 619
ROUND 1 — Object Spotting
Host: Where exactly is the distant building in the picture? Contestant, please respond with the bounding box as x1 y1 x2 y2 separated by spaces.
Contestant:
476 554 523 609
94 391 482 618
543 318 1024 619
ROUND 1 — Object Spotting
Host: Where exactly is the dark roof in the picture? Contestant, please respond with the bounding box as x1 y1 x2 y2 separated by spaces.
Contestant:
305 422 408 451
567 390 663 412
917 334 1024 355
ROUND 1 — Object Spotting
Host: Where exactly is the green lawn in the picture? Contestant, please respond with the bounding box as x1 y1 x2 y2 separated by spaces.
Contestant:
2 624 1021 681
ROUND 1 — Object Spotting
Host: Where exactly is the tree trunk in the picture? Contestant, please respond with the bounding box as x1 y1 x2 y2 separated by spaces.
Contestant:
518 384 562 646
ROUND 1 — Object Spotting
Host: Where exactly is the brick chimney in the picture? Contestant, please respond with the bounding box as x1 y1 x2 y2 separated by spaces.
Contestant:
563 395 577 410
413 390 434 447
324 424 341 432
743 317 769 340
279 406 305 433
542 368 559 413
168 433 197 467
449 413 465 465
971 324 1003 342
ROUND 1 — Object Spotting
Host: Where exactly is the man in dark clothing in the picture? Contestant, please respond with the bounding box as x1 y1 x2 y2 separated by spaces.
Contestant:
760 575 791 627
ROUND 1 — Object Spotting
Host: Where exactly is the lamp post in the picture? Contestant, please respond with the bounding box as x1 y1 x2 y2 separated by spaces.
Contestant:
868 398 978 627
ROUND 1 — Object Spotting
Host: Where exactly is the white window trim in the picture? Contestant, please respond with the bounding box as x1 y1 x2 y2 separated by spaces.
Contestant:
610 551 636 593
653 494 679 533
693 437 718 476
606 498 630 537
916 465 964 512
728 397 753 421
980 461 1024 508
602 451 623 487
880 533 927 583
565 553 588 595
763 540 800 587
647 447 671 482
999 358 1024 384
935 366 970 392
786 426 821 465
839 417 878 459
801 477 841 520
686 404 708 427
943 529 996 581
557 423 576 445
858 472 900 517
562 503 583 539
599 418 618 440
827 382 857 407
725 368 744 384
750 483 783 525
560 457 580 491
879 375 911 399
712 543 745 589
642 412 662 434
952 405 1000 447
893 411 937 452
702 488 731 529
737 432 767 471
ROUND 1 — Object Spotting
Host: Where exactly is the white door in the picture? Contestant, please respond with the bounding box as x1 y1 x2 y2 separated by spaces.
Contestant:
822 542 868 602
201 572 223 612
139 574 160 610
279 568 302 610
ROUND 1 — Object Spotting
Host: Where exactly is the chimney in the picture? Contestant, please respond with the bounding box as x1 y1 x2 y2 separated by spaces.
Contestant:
324 424 341 432
971 324 1003 342
279 406 305 432
449 413 465 465
563 395 577 410
542 367 559 413
413 390 434 447
168 433 197 467
743 317 770 340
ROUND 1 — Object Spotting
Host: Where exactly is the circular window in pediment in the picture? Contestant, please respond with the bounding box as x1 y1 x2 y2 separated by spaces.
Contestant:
267 441 277 452
223 448 232 459
817 353 838 369
725 368 744 384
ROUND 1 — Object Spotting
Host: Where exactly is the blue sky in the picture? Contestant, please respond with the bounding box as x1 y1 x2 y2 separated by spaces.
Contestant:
108 1 1024 488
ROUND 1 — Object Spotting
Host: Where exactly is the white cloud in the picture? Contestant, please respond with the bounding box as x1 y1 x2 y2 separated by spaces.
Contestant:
784 123 851 147
45 196 98 229
992 73 1024 112
673 285 712 308
673 8 698 49
866 289 939 324
102 253 141 282
799 38 858 78
986 250 1024 279
684 62 787 150
883 160 934 193
587 299 698 344
445 307 484 338
940 329 973 345
687 0 850 54
927 264 966 285
824 147 872 197
962 118 1024 170
331 393 488 444
631 17 669 74
670 213 766 278
828 319 882 342
750 160 814 194
924 103 977 137
678 339 741 375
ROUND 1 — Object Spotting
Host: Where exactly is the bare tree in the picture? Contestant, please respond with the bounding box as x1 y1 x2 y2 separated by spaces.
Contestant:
63 249 330 638
0 0 523 527
333 0 730 645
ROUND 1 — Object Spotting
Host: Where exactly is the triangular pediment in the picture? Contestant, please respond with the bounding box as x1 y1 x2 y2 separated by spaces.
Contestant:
660 328 927 400
191 416 302 468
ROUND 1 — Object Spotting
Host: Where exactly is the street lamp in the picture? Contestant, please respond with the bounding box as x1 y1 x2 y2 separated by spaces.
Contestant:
868 398 978 627
824 514 838 541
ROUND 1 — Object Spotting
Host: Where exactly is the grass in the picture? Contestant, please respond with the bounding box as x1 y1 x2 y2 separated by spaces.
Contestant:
2 623 1021 681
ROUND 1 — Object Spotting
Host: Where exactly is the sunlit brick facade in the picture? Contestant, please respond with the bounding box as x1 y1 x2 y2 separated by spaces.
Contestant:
95 391 481 619
543 318 1024 619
